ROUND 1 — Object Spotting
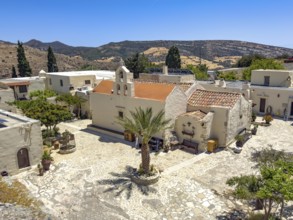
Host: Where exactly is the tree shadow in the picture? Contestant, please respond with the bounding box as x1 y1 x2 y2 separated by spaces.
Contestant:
216 209 246 220
97 166 157 199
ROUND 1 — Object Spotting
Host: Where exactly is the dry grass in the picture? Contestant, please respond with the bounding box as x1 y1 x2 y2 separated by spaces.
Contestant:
0 177 41 208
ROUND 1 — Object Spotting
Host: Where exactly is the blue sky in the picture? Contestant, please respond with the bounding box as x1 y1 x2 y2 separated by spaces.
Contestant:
1 0 293 48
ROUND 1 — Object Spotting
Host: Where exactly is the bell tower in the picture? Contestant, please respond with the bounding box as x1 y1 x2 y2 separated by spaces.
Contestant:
113 66 134 97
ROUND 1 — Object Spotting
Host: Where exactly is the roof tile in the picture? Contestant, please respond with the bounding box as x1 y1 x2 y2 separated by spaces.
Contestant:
188 89 240 108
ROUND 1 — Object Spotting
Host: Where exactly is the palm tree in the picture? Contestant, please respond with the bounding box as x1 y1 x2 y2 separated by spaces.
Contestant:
117 107 171 175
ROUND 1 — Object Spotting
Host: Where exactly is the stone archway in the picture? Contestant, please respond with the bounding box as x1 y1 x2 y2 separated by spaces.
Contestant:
17 148 30 169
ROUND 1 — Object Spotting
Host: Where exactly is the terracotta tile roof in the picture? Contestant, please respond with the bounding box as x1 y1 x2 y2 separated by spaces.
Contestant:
92 80 113 94
4 81 30 87
133 79 193 93
188 89 240 108
93 80 175 101
182 110 207 120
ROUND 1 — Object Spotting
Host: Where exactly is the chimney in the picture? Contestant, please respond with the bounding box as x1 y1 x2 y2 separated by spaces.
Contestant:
163 65 168 75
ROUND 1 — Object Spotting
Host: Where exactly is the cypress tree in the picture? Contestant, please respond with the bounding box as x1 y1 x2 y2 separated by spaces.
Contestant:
47 46 58 72
12 65 17 78
165 46 181 69
125 53 149 78
17 41 32 77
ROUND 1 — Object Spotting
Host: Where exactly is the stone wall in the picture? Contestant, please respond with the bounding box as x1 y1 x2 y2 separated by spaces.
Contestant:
226 96 252 145
0 113 42 175
165 87 187 127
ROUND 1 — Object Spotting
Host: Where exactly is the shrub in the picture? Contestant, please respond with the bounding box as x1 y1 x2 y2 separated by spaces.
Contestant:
263 114 273 124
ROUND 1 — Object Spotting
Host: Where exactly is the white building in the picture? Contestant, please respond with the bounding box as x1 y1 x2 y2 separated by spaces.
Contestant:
45 70 115 94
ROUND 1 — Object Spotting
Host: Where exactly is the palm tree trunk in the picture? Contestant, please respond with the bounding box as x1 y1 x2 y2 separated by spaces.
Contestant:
141 142 150 174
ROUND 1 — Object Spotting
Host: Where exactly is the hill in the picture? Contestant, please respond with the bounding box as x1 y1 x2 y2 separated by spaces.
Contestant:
0 42 118 78
1 39 293 78
24 39 293 69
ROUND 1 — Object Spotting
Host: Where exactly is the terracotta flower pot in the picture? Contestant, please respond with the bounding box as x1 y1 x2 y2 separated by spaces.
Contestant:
42 159 51 171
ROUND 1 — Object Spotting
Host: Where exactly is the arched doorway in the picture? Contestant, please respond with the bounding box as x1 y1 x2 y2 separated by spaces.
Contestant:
17 148 30 169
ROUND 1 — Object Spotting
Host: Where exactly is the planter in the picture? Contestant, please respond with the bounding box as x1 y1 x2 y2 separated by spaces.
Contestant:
59 145 76 154
236 141 243 147
42 159 51 171
53 141 60 150
130 169 160 186
38 168 44 176
251 129 257 135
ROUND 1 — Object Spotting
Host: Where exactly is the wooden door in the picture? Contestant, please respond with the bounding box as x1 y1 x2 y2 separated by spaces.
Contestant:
259 98 266 113
17 148 30 169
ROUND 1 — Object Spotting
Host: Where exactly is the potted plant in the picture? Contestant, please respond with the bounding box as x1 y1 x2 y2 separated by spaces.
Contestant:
235 134 244 147
59 130 76 154
251 125 258 135
251 111 256 122
37 163 44 176
41 151 53 171
262 114 273 124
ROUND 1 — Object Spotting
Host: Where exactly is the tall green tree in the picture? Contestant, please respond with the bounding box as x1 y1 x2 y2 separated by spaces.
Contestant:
165 46 181 69
11 99 72 131
227 148 293 220
234 54 265 67
125 53 149 78
242 59 284 81
117 107 171 175
56 93 86 118
11 65 17 78
186 64 209 80
17 41 32 77
47 46 59 72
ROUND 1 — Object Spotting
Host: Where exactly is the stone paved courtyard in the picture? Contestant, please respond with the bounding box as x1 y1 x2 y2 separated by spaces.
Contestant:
13 117 293 220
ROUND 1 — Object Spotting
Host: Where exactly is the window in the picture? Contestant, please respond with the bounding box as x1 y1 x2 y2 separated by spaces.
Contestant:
264 76 270 86
49 78 52 85
118 111 124 119
60 79 63 87
124 85 128 96
18 85 27 93
85 80 91 85
117 84 121 95
119 71 123 82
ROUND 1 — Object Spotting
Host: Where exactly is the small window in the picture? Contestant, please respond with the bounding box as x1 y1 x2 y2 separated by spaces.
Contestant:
117 84 121 95
85 80 91 85
124 85 128 96
119 71 123 82
19 85 27 93
264 76 270 86
118 111 124 119
60 79 63 87
49 78 52 85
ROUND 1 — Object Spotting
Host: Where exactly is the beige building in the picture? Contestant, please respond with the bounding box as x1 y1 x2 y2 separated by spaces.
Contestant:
44 70 115 94
0 109 42 175
250 70 293 118
0 83 15 111
175 89 251 151
90 66 251 152
0 76 46 100
89 66 190 140
139 66 195 83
